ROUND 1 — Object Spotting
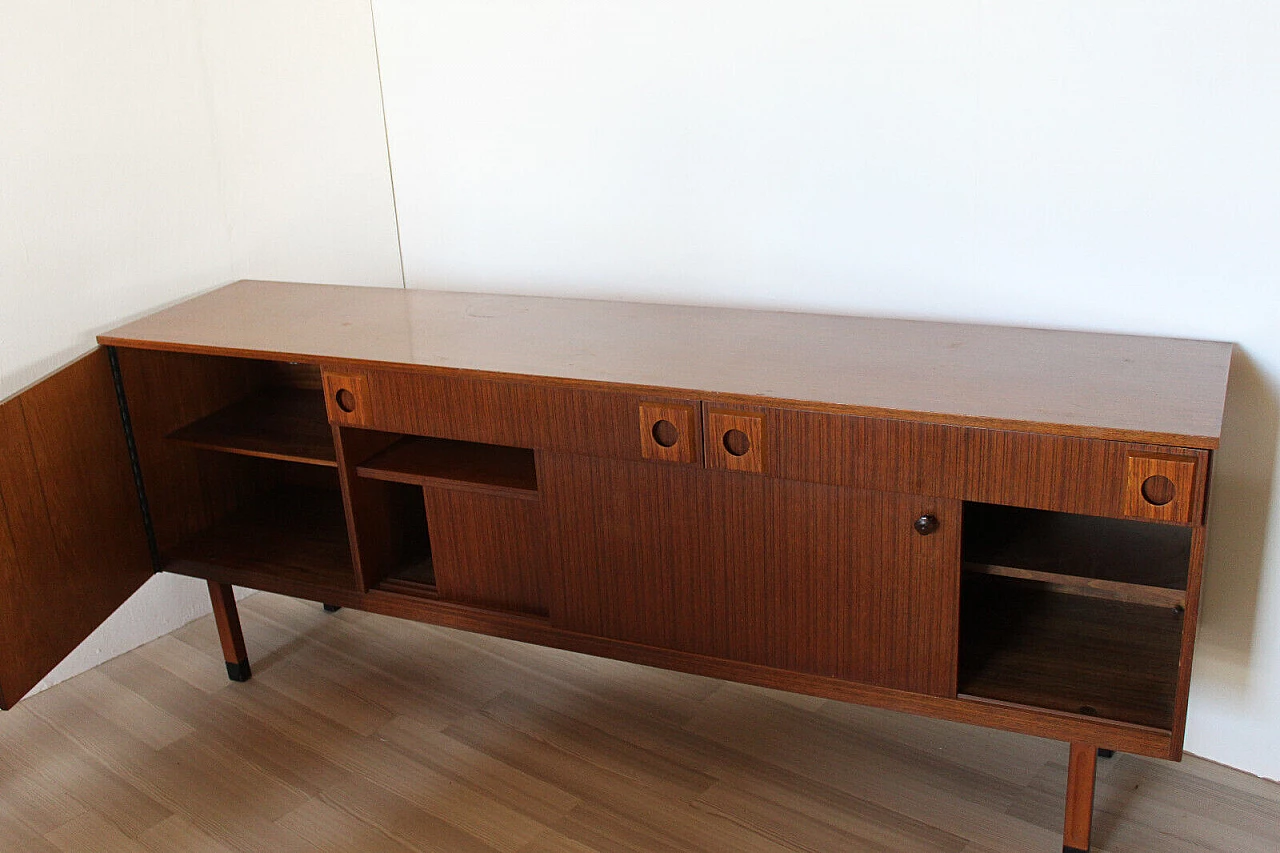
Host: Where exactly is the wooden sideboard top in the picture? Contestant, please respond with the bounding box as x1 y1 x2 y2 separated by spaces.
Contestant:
99 280 1233 448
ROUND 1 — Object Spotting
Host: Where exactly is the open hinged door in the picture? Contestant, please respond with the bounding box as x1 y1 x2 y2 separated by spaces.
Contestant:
0 348 154 709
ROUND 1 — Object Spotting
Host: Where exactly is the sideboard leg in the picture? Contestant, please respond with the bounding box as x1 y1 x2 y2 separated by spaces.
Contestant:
323 604 341 613
207 581 251 682
1063 742 1098 853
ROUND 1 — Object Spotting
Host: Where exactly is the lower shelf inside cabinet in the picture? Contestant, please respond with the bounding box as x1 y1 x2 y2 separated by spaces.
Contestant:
165 484 356 590
958 574 1182 730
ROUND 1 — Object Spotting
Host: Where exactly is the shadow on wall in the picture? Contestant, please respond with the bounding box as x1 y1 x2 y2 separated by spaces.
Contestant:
1196 347 1279 689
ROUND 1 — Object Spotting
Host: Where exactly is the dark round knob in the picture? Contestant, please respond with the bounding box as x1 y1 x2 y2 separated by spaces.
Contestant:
913 515 939 536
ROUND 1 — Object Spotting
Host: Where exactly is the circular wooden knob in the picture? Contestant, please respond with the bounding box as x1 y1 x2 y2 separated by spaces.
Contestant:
913 515 939 536
334 388 357 413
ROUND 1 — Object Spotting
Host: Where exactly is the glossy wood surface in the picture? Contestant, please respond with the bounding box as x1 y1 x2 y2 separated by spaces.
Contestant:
99 280 1233 447
541 453 962 696
0 349 153 709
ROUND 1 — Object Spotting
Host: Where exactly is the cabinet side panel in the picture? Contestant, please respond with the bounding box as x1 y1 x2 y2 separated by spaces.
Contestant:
0 350 152 708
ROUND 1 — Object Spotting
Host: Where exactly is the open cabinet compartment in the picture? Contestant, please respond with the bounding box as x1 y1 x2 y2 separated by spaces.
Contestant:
116 348 357 592
337 426 547 616
957 502 1190 730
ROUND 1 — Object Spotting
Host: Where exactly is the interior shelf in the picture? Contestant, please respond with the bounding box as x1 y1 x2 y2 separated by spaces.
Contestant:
167 387 336 467
164 484 354 590
962 502 1191 606
958 574 1182 730
355 436 537 499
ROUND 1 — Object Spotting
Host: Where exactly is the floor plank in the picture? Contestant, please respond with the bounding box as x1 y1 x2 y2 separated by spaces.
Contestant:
3 592 1278 853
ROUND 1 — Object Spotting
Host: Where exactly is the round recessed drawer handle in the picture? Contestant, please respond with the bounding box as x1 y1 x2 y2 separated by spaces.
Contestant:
1141 474 1177 506
334 388 358 414
722 428 751 457
651 419 680 448
913 515 939 536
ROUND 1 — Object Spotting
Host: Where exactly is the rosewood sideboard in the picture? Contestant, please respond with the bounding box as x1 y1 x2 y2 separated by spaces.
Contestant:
0 280 1234 852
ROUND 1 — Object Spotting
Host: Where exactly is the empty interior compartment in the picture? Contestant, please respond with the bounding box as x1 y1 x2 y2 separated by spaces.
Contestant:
958 573 1183 729
958 502 1191 729
963 502 1192 605
115 348 356 590
338 427 543 607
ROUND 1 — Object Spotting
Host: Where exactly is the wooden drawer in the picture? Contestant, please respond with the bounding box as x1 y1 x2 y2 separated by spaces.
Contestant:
703 404 967 498
964 429 1209 525
322 366 695 462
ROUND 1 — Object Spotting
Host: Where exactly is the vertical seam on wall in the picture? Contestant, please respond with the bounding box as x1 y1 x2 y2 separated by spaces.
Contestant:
369 0 407 288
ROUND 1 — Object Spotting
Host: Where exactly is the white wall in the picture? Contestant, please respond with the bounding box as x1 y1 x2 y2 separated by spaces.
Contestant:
373 1 1280 779
6 0 1279 782
0 0 400 696
0 0 237 692
196 0 403 287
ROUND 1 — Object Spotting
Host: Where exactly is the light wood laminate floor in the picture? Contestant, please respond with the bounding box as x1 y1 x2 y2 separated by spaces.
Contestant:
2 592 1278 853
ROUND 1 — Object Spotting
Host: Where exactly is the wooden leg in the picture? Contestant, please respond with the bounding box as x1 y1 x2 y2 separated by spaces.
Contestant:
207 581 251 682
1063 742 1098 853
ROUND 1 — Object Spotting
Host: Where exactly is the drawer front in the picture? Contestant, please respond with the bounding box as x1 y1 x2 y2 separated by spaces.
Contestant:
321 366 695 461
964 429 1209 524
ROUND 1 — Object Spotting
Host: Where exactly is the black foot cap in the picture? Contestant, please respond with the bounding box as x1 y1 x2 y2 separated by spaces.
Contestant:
226 660 252 682
1064 847 1089 853
323 604 341 613
1097 748 1115 758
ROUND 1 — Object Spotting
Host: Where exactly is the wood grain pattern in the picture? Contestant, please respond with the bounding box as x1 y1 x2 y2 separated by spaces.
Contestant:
637 401 701 465
98 280 1233 447
1063 742 1098 852
964 430 1209 524
166 387 335 468
1123 451 1200 524
321 371 371 427
332 426 413 592
541 452 961 696
356 436 538 499
704 407 766 474
962 563 1186 608
9 593 1279 853
424 488 547 616
0 349 153 710
767 407 967 498
114 348 279 555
